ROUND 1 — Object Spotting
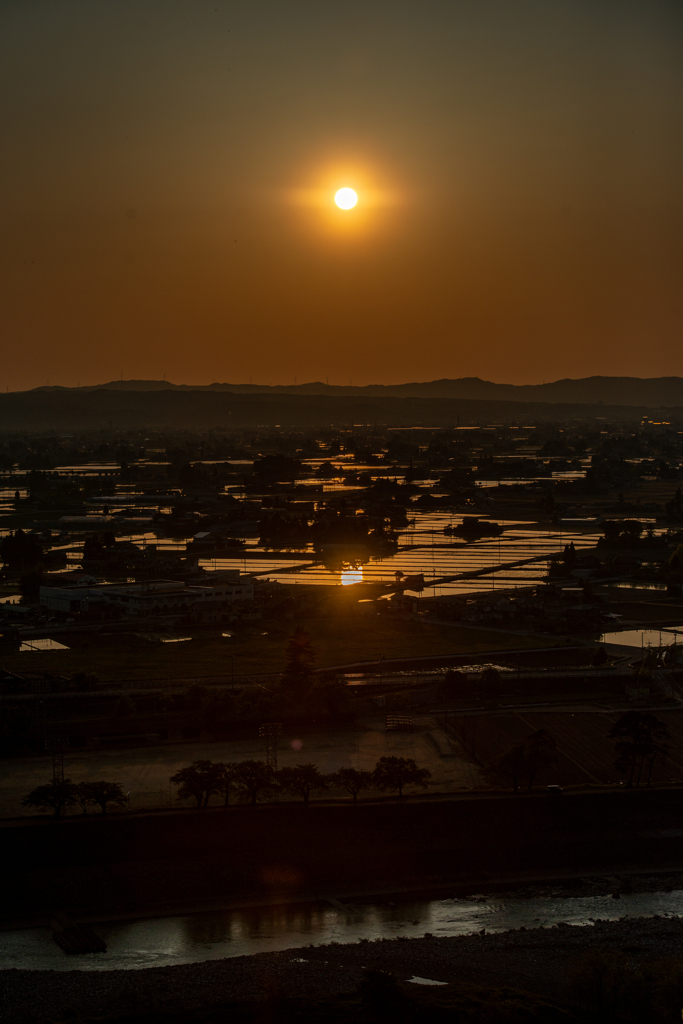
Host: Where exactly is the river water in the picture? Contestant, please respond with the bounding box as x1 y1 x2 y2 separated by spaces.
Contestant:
2 890 683 972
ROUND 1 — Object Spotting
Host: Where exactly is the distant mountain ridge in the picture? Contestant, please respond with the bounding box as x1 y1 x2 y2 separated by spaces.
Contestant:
27 376 683 407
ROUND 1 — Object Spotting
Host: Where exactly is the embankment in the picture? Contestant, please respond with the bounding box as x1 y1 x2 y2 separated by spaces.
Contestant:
2 788 683 927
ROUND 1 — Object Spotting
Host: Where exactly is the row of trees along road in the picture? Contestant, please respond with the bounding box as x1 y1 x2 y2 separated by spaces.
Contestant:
170 756 432 808
20 712 671 816
22 780 127 818
20 758 431 817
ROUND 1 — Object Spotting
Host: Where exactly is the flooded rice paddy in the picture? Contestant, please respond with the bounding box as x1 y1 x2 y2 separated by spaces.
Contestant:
600 627 683 648
200 513 599 595
55 511 600 596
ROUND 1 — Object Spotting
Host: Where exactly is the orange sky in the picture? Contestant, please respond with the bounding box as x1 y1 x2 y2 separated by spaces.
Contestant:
2 0 683 390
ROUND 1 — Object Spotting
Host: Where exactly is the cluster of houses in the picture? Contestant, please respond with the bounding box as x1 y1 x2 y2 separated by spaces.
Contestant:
430 584 621 633
38 573 254 623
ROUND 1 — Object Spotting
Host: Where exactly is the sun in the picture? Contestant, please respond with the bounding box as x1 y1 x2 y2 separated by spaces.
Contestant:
341 566 363 585
334 188 358 210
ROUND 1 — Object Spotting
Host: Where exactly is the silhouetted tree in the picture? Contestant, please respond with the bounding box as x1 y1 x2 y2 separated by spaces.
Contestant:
22 779 77 818
231 759 276 805
331 767 374 803
562 542 577 567
440 670 466 701
19 570 44 603
83 535 105 560
277 763 329 804
78 781 127 814
372 756 431 798
74 782 90 815
609 711 670 787
281 628 316 697
0 529 42 568
214 762 237 809
592 647 609 667
170 760 222 808
602 520 643 546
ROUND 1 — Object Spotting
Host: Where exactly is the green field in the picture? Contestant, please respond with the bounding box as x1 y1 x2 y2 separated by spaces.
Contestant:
2 618 557 683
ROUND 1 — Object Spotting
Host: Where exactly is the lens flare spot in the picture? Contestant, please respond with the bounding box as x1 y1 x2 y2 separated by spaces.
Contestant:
291 739 303 751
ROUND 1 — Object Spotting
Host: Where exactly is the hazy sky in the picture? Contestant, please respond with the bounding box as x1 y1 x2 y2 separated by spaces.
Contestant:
2 0 682 390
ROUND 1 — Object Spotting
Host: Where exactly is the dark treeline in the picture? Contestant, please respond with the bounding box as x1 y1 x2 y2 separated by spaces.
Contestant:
21 755 432 816
0 388 674 430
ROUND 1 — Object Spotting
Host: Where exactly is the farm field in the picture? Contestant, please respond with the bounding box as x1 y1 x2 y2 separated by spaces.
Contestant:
448 708 683 788
0 618 557 684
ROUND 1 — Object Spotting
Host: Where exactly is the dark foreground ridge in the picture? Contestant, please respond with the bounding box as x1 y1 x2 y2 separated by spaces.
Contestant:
3 915 683 1022
0 387 681 429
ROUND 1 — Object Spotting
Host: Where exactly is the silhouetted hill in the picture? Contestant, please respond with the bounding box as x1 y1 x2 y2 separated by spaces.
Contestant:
0 388 680 430
27 375 683 406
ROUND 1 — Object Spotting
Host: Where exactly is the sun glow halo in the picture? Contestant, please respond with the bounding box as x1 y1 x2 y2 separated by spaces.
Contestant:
341 567 363 585
334 188 358 210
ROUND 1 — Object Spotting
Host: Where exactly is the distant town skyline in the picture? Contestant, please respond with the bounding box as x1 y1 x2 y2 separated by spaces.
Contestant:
2 0 682 392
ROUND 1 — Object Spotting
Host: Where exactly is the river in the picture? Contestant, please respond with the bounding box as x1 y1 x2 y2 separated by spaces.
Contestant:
2 890 683 972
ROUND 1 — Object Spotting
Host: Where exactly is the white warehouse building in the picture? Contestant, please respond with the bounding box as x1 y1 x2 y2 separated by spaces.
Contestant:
39 578 254 616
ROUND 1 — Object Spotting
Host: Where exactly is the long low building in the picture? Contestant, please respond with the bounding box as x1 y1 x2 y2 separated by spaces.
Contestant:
39 577 254 616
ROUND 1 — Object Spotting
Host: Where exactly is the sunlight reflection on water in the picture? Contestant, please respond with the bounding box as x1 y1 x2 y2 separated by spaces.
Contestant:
3 890 683 972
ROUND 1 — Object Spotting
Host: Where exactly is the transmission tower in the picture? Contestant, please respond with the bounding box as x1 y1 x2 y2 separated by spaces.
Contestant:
259 722 282 767
38 699 66 782
49 737 67 783
37 699 47 752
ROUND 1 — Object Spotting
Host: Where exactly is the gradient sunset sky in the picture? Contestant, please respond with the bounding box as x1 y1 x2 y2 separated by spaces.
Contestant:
2 0 682 390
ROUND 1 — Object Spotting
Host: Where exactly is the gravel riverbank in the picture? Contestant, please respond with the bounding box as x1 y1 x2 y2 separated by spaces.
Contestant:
3 913 683 1022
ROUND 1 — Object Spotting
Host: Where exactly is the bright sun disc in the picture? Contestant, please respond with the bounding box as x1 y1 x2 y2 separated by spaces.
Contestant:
335 188 358 209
